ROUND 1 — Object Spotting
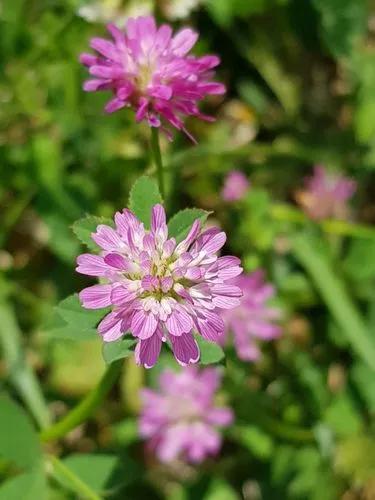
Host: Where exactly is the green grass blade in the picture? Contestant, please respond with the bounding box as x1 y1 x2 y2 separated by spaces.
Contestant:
0 301 51 428
292 233 375 371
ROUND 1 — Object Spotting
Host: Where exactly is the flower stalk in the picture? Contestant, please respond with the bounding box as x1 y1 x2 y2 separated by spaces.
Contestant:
40 360 122 442
150 127 165 199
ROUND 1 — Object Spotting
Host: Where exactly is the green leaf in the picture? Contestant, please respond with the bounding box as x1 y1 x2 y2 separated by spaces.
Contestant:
351 48 375 144
56 294 105 330
241 32 300 117
0 468 47 500
351 363 375 412
72 215 114 251
344 238 375 280
195 336 225 364
288 447 338 500
324 393 362 437
128 176 162 228
112 419 139 446
168 208 210 243
313 0 368 58
336 435 375 484
39 212 80 264
206 0 270 28
102 337 135 364
46 294 107 341
232 425 274 459
62 454 120 495
47 325 98 341
203 478 239 500
0 395 42 470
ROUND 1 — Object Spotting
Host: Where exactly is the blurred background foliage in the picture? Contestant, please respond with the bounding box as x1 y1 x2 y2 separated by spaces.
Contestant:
1 0 375 498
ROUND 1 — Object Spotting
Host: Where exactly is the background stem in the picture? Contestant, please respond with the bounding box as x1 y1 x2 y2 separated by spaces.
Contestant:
150 127 165 199
40 360 122 442
292 233 375 371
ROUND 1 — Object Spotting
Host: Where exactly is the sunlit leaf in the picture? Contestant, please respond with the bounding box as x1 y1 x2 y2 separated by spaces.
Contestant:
195 336 225 364
0 395 42 470
0 468 46 500
72 215 114 251
55 294 105 329
46 294 107 341
102 337 135 364
168 208 210 243
313 0 367 58
62 454 121 494
128 176 162 228
232 425 274 459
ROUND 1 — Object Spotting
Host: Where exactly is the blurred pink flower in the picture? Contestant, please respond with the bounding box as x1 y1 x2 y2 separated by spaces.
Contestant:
221 170 250 202
296 165 356 221
221 270 281 361
139 366 233 463
80 15 225 140
76 204 242 368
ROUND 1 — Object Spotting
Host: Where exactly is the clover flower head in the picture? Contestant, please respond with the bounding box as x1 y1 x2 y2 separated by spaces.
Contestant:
77 204 242 367
222 270 281 361
297 165 356 221
80 15 225 140
139 366 233 463
221 170 250 202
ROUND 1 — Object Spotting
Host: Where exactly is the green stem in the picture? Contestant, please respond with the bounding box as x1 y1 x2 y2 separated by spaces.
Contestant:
40 360 122 442
150 127 165 199
270 203 375 239
0 188 35 247
230 419 314 447
261 417 314 443
292 233 375 371
47 455 102 500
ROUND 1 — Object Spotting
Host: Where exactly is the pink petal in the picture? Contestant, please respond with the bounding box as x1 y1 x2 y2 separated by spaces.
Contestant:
151 204 167 233
76 254 108 277
135 97 149 122
98 312 124 341
104 253 126 269
170 332 200 366
111 285 137 305
135 332 162 368
90 37 120 61
171 28 198 56
154 24 173 53
114 209 139 236
165 307 193 336
79 284 112 309
198 82 226 95
83 79 110 92
212 284 242 309
200 231 226 255
206 407 234 426
149 84 173 100
105 97 126 113
175 219 201 253
79 53 98 66
89 64 123 79
197 310 224 341
157 424 189 463
92 225 123 251
107 23 126 48
131 310 158 339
